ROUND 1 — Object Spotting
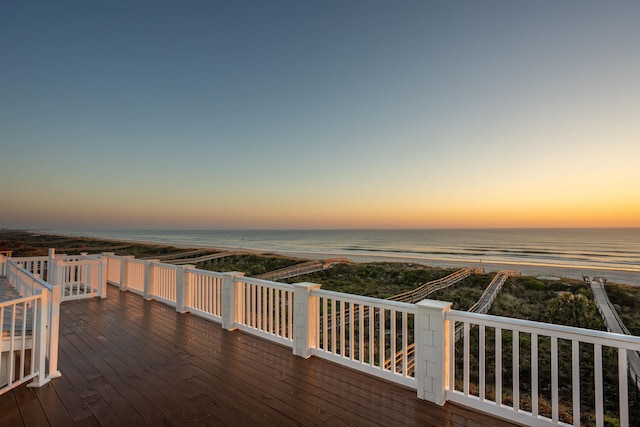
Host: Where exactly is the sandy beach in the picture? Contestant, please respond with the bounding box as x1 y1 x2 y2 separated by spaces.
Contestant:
7 230 640 286
185 241 640 286
280 251 640 286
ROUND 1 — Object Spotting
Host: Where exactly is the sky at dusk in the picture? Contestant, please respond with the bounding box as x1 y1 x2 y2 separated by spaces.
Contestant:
1 1 639 229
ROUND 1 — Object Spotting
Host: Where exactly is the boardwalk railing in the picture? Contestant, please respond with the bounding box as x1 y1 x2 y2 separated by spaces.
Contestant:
468 270 520 314
254 260 327 281
452 270 520 342
100 253 640 427
590 280 640 390
389 267 484 303
167 251 236 265
1 259 62 394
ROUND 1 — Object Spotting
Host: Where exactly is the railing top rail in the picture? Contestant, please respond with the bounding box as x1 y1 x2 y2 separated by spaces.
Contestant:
448 309 640 349
63 254 102 259
0 292 42 308
10 256 49 261
237 275 294 290
59 258 103 266
149 261 181 270
102 253 130 259
313 288 417 312
188 268 224 279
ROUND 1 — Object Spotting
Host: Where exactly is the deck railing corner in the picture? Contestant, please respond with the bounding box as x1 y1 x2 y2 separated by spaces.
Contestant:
221 271 246 331
414 299 452 405
175 264 196 313
292 282 322 359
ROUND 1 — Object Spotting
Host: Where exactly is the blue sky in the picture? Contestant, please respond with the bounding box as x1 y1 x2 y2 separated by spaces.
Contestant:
2 1 639 229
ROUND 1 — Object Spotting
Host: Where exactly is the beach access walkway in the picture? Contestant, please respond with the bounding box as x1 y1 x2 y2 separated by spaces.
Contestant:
589 278 640 387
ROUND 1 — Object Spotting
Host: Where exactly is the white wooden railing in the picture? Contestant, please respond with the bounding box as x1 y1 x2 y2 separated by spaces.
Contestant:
53 258 107 301
1 260 62 395
13 256 49 282
100 253 640 427
1 295 47 395
234 276 294 347
125 258 146 295
12 251 107 302
184 269 224 322
447 310 640 427
312 289 416 388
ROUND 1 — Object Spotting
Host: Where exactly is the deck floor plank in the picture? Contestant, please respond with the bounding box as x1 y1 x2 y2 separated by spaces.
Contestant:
0 388 24 426
64 312 276 427
63 332 176 426
2 285 518 426
13 383 50 427
32 383 77 427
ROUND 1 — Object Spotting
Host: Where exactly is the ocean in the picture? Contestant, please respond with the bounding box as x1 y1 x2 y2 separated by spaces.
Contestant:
51 228 640 285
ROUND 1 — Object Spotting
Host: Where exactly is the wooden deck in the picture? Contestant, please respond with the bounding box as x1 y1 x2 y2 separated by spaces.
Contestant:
0 285 517 426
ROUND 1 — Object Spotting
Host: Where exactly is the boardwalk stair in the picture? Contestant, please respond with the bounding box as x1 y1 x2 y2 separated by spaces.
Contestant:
453 270 520 341
387 269 520 374
388 267 484 303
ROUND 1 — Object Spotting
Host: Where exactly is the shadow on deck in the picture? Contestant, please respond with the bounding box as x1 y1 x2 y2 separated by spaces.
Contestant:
0 285 516 426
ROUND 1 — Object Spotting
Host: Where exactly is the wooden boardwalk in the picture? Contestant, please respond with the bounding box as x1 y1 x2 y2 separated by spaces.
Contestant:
590 280 640 387
0 285 517 426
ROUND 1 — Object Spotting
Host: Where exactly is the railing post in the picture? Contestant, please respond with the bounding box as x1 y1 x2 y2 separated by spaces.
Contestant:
292 282 322 359
101 252 116 287
47 248 56 282
98 257 108 298
176 265 195 313
27 294 51 388
46 285 63 379
415 299 452 406
221 272 245 331
144 260 159 300
119 255 135 291
0 253 6 276
52 258 65 288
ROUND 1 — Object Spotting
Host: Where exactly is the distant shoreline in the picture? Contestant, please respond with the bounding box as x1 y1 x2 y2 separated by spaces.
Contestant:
37 229 640 286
